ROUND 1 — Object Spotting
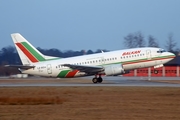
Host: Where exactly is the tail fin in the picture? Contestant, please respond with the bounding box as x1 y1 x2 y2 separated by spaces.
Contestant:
11 33 59 65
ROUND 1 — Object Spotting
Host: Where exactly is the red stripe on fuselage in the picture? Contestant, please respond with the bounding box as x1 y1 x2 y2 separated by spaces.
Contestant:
16 43 38 63
66 70 79 78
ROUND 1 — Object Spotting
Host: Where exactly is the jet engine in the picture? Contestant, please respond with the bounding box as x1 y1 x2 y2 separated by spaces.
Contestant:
104 64 125 76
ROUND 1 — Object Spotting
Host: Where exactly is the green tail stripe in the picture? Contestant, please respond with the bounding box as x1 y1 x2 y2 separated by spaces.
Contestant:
21 42 45 61
57 70 71 78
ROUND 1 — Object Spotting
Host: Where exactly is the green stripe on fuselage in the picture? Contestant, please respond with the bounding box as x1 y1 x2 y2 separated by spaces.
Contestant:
21 42 46 61
57 70 70 78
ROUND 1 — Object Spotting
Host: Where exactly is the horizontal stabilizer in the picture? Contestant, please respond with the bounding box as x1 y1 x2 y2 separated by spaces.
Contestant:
5 65 35 70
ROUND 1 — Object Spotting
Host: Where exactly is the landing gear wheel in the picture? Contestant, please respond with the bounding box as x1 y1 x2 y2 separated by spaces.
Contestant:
92 77 103 83
154 70 158 74
92 74 103 83
92 78 98 83
97 77 103 83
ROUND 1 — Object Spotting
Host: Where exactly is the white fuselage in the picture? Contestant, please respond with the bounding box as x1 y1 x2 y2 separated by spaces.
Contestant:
22 47 175 78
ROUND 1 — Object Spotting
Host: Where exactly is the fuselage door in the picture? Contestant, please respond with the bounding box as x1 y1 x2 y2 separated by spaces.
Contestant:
146 50 152 60
47 64 52 74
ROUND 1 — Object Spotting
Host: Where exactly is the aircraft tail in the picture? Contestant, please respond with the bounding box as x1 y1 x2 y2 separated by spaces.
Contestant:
11 33 59 65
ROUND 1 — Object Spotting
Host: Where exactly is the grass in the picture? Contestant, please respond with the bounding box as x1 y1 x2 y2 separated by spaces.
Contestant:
0 87 180 120
0 96 65 105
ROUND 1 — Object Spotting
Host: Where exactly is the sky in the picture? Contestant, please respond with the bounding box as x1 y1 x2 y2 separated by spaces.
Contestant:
0 0 180 51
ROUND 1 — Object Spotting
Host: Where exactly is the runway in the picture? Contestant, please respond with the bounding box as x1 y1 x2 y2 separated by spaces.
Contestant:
0 76 180 87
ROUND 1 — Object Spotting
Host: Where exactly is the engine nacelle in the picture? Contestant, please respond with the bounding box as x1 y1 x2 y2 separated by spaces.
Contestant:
104 64 125 76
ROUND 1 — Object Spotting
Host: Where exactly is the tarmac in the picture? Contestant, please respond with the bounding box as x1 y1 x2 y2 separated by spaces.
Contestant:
0 76 180 87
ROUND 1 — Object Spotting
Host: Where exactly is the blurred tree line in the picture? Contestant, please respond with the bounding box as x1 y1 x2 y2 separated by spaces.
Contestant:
0 32 179 76
124 31 179 54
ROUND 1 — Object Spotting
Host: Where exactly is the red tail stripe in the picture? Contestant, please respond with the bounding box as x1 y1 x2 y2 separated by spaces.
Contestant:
66 70 79 78
16 43 38 62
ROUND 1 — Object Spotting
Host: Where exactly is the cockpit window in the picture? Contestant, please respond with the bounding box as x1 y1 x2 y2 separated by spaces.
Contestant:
157 49 166 53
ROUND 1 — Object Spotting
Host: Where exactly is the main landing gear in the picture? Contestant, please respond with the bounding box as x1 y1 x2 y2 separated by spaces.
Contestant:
92 74 103 83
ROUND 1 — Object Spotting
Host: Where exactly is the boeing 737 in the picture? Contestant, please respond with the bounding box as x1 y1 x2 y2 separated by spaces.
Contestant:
7 33 175 83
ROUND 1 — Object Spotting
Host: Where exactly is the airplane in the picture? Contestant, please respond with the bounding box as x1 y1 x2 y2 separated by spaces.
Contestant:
6 33 175 83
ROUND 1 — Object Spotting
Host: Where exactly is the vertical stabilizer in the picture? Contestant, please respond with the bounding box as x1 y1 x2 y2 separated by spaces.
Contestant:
11 33 59 65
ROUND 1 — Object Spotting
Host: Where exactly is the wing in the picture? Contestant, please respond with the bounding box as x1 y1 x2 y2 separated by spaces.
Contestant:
63 64 104 74
5 65 35 70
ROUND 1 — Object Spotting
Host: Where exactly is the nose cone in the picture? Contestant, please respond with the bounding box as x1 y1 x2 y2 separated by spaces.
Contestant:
168 52 176 60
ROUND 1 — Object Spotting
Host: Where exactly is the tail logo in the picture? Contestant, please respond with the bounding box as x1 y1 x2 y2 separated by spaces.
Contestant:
16 42 45 63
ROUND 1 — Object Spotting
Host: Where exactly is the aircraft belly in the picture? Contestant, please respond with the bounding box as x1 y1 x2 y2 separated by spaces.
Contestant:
22 69 57 77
